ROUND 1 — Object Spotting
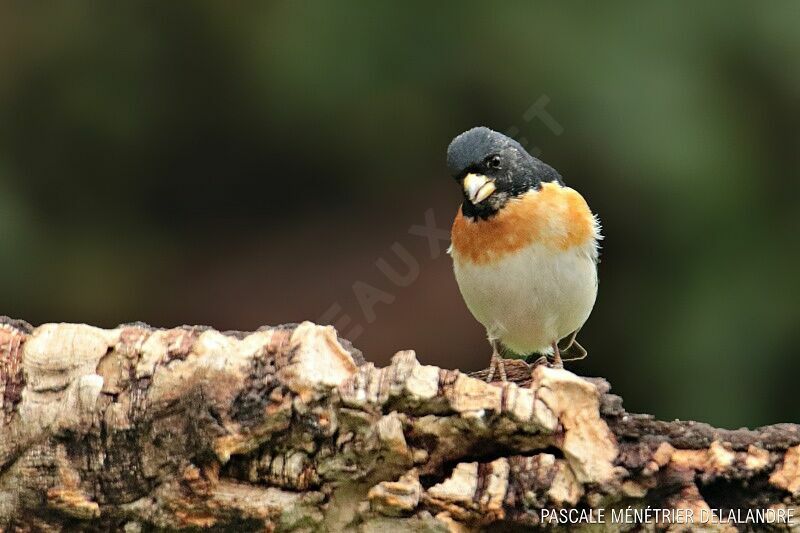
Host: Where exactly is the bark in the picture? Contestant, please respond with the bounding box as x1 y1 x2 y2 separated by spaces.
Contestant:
1 316 800 532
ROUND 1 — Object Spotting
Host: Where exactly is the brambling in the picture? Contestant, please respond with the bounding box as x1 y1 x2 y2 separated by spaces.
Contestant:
447 127 601 381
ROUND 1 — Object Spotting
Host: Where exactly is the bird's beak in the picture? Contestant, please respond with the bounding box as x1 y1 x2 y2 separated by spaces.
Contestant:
463 173 496 204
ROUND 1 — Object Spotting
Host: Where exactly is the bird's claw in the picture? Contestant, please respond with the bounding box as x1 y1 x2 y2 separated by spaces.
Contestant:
485 343 507 383
528 355 549 368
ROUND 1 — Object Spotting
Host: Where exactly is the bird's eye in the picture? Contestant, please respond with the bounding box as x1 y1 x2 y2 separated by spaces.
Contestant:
486 155 501 169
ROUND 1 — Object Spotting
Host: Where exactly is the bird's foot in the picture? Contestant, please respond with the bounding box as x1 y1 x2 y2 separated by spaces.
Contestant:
527 355 549 368
525 354 567 369
485 342 507 383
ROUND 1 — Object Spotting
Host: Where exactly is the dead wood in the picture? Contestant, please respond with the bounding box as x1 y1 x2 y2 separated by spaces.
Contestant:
2 316 799 532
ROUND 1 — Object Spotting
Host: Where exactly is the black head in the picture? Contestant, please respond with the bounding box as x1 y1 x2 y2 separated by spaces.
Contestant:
446 127 563 219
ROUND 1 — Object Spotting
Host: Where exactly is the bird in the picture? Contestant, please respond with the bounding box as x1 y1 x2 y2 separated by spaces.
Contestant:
447 127 601 381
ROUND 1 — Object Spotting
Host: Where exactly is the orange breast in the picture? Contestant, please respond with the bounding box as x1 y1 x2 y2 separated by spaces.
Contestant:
451 182 595 265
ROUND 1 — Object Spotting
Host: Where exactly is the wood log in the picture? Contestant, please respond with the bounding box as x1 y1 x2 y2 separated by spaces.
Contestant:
1 316 799 531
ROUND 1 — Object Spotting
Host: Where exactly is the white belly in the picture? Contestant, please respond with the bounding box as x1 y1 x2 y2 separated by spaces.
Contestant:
453 243 598 355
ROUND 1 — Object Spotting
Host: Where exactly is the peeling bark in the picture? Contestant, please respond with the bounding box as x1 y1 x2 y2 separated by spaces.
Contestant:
1 316 800 532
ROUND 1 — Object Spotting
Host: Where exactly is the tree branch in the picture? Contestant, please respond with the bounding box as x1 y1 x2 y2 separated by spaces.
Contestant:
1 316 799 531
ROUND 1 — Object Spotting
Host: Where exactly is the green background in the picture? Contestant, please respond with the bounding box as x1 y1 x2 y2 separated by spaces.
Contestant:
1 2 798 427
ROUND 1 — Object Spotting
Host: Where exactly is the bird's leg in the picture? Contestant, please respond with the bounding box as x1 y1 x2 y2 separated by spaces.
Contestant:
485 339 507 383
486 355 496 383
551 341 563 368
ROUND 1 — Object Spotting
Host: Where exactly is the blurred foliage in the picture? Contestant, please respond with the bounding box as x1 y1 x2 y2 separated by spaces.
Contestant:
1 1 799 427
